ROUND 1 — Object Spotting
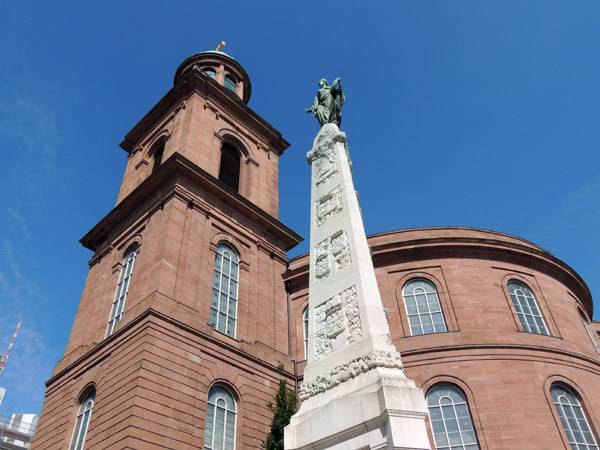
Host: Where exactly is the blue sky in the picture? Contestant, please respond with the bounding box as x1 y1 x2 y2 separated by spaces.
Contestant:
1 1 600 415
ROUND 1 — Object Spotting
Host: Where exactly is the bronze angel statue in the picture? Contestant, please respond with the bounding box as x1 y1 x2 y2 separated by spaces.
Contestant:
306 78 345 127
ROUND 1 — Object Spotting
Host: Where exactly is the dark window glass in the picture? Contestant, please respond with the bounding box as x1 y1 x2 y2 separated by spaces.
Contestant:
224 75 237 92
218 144 240 192
202 68 216 79
152 142 164 174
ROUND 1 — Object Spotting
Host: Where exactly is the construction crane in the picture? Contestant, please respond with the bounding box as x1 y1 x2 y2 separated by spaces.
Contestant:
0 320 22 380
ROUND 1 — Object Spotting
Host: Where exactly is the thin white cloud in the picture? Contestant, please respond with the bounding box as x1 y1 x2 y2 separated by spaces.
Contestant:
0 325 54 415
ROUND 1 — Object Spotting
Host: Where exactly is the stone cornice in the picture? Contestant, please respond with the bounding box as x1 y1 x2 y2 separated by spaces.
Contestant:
400 342 600 370
283 227 593 316
45 306 296 390
80 153 303 253
119 69 289 156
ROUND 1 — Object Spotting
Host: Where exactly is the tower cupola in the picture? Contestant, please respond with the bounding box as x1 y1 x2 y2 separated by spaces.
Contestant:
174 51 252 103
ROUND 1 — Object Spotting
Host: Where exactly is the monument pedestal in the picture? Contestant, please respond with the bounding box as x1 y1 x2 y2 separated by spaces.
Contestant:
286 367 430 450
284 124 431 450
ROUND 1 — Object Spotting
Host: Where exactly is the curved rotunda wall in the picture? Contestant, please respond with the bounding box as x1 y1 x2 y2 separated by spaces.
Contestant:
285 227 600 449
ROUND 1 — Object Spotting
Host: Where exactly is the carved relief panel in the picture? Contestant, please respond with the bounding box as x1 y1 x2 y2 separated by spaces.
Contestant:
314 285 362 361
313 230 351 283
315 186 343 227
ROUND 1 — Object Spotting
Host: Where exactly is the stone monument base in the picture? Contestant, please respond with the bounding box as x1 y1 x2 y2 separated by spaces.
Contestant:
285 367 431 450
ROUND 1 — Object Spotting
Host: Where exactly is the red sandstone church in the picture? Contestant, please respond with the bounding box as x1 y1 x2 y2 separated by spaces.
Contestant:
32 51 600 449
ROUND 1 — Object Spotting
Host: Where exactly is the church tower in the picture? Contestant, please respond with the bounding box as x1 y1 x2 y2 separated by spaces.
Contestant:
33 50 302 449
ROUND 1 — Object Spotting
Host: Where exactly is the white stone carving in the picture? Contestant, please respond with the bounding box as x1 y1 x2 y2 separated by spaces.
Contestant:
307 128 340 187
330 230 351 271
314 239 330 282
315 186 343 227
313 151 337 187
299 350 404 400
313 230 351 283
313 285 362 361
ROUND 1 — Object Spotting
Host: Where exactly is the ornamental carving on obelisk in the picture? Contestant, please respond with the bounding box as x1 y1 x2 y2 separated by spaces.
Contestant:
284 80 432 450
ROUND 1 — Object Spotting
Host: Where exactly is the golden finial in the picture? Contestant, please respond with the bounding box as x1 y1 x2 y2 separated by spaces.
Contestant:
216 41 226 52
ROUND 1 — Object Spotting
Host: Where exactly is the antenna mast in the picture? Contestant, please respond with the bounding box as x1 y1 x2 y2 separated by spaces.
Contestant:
0 320 22 380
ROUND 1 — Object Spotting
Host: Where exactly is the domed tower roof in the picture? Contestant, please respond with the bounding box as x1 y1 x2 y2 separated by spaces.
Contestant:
174 51 252 104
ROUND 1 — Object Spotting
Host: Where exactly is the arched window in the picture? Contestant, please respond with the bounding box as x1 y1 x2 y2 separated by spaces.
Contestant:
204 385 237 450
426 385 480 450
211 243 239 338
69 389 95 450
106 247 137 337
218 144 240 192
151 141 164 174
402 279 447 336
224 75 237 92
507 281 549 335
202 67 216 79
551 384 599 449
303 307 309 360
579 309 600 355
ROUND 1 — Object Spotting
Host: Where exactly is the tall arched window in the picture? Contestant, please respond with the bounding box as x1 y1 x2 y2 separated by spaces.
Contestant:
69 389 95 450
551 384 599 449
507 281 549 335
218 144 241 192
579 309 600 355
303 307 309 360
211 243 239 338
426 385 480 450
151 141 164 174
402 279 447 336
204 385 237 450
106 246 137 337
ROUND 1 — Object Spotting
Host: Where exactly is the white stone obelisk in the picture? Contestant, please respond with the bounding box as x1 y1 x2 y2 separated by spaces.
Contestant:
284 124 431 450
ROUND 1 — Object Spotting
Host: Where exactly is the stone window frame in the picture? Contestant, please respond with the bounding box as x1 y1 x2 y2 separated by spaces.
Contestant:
394 269 459 338
302 305 309 360
149 138 166 175
106 237 142 338
204 382 239 450
68 385 96 450
224 74 237 92
208 233 249 341
292 294 309 362
576 304 600 355
421 376 487 450
210 242 240 339
215 129 258 199
401 278 448 336
544 376 600 450
134 129 170 179
500 274 554 336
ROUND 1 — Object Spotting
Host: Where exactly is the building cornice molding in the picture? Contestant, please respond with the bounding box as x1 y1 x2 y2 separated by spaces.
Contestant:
283 227 593 316
400 342 600 370
45 306 296 391
80 153 303 253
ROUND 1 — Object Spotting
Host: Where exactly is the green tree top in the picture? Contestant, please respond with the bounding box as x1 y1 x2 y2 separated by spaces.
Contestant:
262 364 297 450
